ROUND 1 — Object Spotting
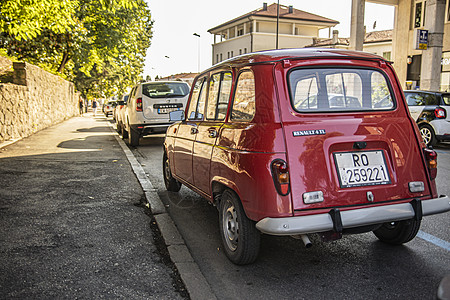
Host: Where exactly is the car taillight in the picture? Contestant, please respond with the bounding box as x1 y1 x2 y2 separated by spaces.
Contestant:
434 108 446 119
136 98 143 112
271 159 290 196
423 148 437 180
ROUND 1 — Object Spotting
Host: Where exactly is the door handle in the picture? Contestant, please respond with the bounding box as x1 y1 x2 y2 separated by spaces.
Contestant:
190 127 198 134
208 128 218 138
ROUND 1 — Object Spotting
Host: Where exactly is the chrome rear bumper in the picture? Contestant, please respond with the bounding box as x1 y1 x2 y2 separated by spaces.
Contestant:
256 196 450 236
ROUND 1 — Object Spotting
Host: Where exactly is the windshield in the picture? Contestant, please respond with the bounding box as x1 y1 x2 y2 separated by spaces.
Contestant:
289 68 395 112
142 82 189 98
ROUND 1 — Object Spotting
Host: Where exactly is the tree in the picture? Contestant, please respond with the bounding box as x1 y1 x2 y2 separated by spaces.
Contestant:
0 0 152 99
0 0 76 41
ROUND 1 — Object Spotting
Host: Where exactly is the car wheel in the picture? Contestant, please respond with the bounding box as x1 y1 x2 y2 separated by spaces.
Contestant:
121 123 128 139
163 152 181 192
219 189 260 265
116 122 122 133
128 127 140 146
373 219 421 245
419 124 437 147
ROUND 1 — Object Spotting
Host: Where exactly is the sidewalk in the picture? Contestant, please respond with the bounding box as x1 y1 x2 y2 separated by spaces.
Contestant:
0 114 188 299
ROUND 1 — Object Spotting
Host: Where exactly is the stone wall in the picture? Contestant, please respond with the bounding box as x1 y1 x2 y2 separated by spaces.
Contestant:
0 59 79 143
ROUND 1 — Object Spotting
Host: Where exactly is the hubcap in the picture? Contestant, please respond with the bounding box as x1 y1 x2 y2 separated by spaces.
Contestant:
222 200 239 251
384 221 398 230
420 127 431 145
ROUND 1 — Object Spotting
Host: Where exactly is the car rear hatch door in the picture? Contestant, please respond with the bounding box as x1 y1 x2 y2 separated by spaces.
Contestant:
279 62 432 213
141 82 189 121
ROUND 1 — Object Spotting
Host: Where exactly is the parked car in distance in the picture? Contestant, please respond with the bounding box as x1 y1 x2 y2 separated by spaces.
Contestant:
123 81 190 146
113 95 126 121
404 90 450 146
163 48 450 265
103 100 117 117
114 95 128 139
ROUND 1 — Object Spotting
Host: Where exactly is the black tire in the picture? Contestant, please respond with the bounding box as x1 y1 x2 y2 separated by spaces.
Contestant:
128 127 140 146
163 152 182 192
373 219 421 245
116 122 121 133
419 124 437 147
121 124 128 139
219 190 260 265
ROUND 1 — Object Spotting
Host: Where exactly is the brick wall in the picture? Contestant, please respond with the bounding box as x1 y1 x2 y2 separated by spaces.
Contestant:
0 60 79 143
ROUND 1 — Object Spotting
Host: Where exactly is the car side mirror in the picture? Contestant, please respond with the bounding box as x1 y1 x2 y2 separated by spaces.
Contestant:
169 110 185 122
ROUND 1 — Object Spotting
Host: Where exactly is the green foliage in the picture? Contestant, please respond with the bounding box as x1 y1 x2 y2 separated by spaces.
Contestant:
0 0 76 41
0 0 152 99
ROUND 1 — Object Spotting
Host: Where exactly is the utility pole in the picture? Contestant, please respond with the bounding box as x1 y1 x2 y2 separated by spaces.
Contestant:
193 33 201 72
276 0 280 49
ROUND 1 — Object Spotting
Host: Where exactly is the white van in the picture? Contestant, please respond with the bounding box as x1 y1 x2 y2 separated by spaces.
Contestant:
123 81 190 146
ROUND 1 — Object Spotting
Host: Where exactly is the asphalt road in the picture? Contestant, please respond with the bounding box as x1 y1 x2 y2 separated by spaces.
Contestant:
133 134 450 300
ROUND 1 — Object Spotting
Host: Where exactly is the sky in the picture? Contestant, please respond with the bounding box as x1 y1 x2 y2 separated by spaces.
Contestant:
142 0 395 79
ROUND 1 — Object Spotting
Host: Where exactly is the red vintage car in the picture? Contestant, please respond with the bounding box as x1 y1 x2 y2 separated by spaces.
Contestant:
163 49 450 265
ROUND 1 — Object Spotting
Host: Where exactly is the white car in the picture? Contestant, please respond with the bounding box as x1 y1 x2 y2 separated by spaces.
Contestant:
404 90 450 146
103 100 117 117
115 94 128 136
123 81 190 146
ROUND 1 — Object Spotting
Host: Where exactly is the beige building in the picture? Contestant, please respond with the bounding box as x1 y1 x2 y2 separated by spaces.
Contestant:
156 72 199 86
351 0 450 91
307 29 393 60
208 3 338 65
209 1 450 91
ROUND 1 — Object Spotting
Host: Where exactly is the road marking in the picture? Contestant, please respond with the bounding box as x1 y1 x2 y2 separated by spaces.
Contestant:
417 230 450 251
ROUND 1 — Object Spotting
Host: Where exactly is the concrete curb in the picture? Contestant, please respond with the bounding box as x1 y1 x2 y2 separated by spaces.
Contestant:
108 123 216 300
0 138 21 149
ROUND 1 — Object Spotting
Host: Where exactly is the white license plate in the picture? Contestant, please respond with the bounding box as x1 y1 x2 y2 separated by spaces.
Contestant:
334 151 391 188
158 107 179 114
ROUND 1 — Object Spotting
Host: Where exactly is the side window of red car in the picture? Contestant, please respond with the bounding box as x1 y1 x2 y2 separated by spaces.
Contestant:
187 77 207 120
206 73 221 120
206 71 232 121
231 70 255 121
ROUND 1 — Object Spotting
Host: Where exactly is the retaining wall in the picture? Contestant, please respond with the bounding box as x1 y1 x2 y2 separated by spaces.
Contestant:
0 60 78 143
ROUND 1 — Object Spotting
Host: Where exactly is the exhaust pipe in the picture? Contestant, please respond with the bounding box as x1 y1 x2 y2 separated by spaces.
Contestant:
300 234 312 248
291 234 313 248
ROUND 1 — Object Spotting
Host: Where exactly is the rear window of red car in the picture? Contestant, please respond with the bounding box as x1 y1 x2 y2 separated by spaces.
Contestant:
288 68 395 112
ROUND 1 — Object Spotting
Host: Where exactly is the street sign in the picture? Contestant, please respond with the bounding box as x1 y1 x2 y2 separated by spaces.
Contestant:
414 29 428 50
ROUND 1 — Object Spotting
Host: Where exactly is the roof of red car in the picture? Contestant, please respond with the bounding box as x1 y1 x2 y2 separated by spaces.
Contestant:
206 48 387 73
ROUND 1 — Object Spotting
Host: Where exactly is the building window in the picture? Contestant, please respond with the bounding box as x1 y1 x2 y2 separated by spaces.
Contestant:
216 54 219 64
248 22 253 33
227 52 230 59
244 48 247 54
447 0 450 22
414 1 426 28
220 53 223 61
239 49 242 55
237 28 244 36
231 51 233 57
383 52 391 61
